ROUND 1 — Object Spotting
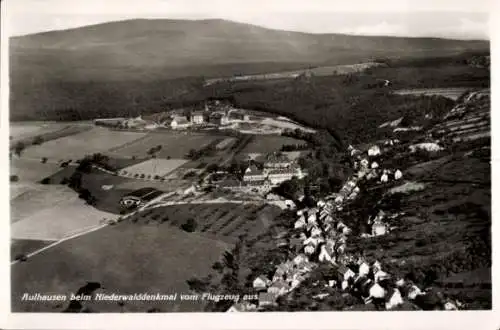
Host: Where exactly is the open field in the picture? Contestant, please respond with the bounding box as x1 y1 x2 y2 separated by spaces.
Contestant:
21 127 146 160
108 132 220 159
10 158 61 183
11 185 114 240
237 135 304 155
11 185 78 223
42 167 191 213
119 159 188 178
10 122 67 141
11 223 230 312
9 122 88 143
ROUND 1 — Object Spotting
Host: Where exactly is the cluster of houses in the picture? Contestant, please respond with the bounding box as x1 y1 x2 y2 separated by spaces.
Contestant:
228 142 461 312
166 100 250 130
218 153 306 194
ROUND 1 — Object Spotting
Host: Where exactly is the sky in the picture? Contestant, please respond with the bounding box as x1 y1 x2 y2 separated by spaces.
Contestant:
4 0 492 39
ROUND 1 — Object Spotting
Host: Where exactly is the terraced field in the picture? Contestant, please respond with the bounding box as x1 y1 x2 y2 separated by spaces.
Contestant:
431 90 490 143
128 203 282 244
238 135 305 155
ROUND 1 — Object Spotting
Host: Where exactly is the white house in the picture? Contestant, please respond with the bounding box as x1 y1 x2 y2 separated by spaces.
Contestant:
293 254 308 266
372 221 389 236
267 280 289 296
358 262 371 277
369 283 386 299
267 167 303 185
407 285 423 300
253 275 270 290
311 226 322 238
385 289 404 310
374 269 391 283
338 265 356 282
318 245 332 262
368 145 381 157
304 244 316 255
294 219 306 229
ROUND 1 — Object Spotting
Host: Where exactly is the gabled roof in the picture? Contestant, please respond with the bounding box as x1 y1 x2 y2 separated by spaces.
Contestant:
244 165 264 176
172 116 189 124
255 275 269 283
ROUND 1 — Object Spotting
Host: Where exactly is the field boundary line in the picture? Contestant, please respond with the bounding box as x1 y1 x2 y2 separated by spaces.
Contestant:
10 223 109 266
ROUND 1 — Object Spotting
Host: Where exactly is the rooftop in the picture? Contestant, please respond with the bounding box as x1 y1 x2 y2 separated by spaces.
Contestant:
122 187 164 201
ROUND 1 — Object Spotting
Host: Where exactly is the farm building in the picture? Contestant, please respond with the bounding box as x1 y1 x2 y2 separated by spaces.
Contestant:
209 112 229 126
228 111 249 121
119 187 164 209
171 116 191 129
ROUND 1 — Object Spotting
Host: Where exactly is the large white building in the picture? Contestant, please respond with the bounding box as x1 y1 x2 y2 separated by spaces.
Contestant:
267 167 304 185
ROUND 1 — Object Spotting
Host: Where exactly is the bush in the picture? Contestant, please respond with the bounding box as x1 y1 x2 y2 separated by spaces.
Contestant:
41 157 48 163
10 175 19 182
14 254 28 262
40 177 51 184
181 218 198 233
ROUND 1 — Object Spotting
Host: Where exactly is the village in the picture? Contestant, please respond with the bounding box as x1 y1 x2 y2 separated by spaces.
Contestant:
224 90 490 312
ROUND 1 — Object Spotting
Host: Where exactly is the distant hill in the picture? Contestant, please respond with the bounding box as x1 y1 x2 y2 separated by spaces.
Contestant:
9 19 489 121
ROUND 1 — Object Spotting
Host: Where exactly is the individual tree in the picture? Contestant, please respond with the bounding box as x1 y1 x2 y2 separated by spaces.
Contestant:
68 172 83 190
206 163 219 173
40 177 51 184
181 218 198 232
41 157 48 164
10 175 19 182
32 136 44 145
